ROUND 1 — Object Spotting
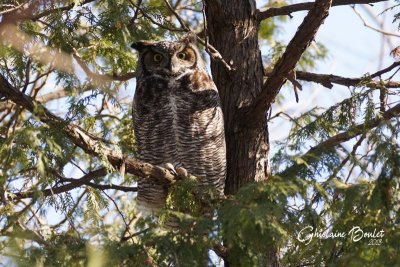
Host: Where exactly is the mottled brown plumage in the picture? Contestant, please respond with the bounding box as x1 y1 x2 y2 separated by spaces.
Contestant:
132 35 226 214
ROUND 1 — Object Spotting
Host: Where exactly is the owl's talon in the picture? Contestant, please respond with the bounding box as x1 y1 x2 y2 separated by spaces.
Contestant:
163 163 177 176
176 167 188 179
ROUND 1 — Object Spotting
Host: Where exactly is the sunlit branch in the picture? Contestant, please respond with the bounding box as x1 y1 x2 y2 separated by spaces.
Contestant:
296 62 400 89
0 3 25 15
257 0 386 21
72 51 137 82
249 0 333 127
0 23 74 75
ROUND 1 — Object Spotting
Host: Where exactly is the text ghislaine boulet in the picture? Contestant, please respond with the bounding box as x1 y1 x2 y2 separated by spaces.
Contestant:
297 226 385 245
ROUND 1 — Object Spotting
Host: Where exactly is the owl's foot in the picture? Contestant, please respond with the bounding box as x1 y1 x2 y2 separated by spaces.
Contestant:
162 163 189 180
175 166 188 179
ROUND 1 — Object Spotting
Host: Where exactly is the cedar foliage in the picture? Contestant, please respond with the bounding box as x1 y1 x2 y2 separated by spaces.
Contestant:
0 0 400 266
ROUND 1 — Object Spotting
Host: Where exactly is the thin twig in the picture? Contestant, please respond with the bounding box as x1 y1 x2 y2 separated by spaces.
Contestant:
102 191 135 242
352 5 400 38
121 228 150 242
128 0 184 32
73 51 137 82
327 134 366 182
0 3 25 15
29 0 96 21
201 0 209 52
279 103 400 177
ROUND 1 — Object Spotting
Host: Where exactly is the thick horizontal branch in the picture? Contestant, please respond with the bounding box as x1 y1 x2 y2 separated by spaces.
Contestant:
295 61 400 88
296 64 400 89
248 0 332 127
0 82 94 112
212 243 228 260
257 0 386 21
0 74 179 185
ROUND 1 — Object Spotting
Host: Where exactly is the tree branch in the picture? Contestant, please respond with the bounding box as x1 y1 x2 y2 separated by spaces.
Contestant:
248 0 333 127
73 52 137 82
0 74 179 186
1 222 49 246
30 0 96 21
59 174 138 193
308 103 400 153
296 70 400 89
351 5 400 38
12 168 107 200
0 23 135 88
295 61 400 88
280 103 400 176
128 0 184 32
212 243 228 261
2 0 96 23
257 0 386 21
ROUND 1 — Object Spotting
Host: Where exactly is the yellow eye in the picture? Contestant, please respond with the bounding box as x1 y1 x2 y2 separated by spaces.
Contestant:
153 53 163 62
177 52 186 60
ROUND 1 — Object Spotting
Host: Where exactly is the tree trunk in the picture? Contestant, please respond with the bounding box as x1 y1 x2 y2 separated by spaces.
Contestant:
205 0 269 196
205 1 277 266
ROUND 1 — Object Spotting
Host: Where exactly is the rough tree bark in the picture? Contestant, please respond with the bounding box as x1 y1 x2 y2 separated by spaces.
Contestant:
204 1 273 266
205 0 269 196
204 0 332 265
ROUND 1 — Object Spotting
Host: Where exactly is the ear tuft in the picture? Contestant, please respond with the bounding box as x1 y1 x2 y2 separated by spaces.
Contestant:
131 42 145 51
132 41 158 52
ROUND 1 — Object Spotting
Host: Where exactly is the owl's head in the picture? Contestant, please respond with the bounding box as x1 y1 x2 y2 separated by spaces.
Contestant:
132 34 204 76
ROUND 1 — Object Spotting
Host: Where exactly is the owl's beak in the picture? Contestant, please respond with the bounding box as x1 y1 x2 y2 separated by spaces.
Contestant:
168 57 181 74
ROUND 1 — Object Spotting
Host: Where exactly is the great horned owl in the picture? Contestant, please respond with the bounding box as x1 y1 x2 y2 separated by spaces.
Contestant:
132 34 226 214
